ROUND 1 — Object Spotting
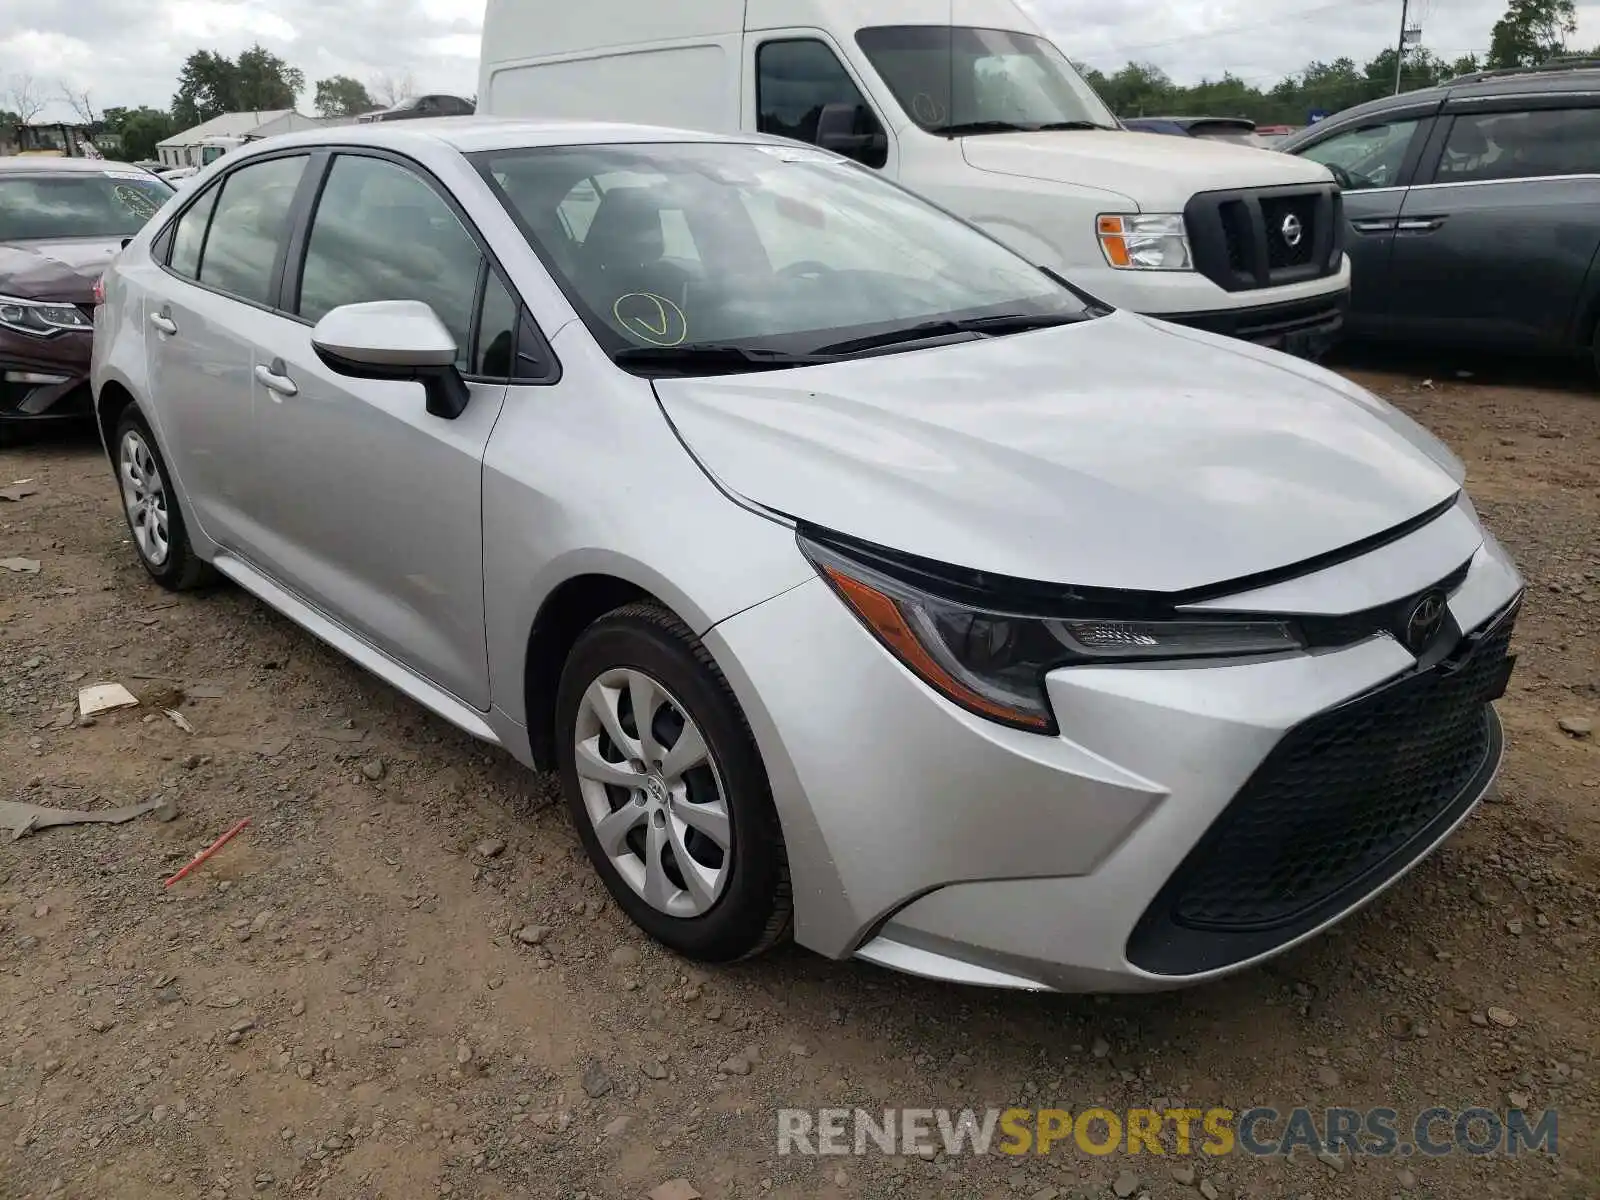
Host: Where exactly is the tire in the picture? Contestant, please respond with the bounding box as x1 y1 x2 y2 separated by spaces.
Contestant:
113 408 213 591
555 603 791 962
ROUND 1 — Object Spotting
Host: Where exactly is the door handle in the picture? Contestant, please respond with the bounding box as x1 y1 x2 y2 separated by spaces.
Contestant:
254 361 298 398
1349 218 1398 234
1395 216 1446 233
149 311 178 335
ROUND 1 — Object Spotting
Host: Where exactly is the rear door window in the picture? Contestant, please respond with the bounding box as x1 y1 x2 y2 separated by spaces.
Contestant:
1434 107 1600 182
196 155 308 305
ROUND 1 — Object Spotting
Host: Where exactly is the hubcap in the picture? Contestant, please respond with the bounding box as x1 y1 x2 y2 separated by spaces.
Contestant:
573 667 731 918
118 430 170 567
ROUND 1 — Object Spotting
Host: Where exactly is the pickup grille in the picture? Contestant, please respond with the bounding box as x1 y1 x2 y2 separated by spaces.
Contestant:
1186 184 1344 292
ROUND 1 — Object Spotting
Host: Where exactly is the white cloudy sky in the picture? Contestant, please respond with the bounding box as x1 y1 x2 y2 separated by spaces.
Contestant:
6 0 1599 122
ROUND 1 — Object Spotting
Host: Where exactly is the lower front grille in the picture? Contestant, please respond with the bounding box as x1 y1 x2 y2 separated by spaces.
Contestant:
1128 600 1519 976
0 377 91 420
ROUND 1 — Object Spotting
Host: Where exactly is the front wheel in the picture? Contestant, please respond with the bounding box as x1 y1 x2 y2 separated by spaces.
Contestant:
555 603 791 962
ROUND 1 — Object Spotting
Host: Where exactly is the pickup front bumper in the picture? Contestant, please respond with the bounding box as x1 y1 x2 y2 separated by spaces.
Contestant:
1156 289 1349 358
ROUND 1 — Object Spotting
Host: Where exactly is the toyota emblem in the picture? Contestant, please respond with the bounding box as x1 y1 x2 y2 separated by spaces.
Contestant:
1280 214 1304 247
1404 591 1449 653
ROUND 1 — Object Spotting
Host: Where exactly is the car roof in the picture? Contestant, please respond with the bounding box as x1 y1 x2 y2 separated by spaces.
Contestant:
249 116 782 158
0 156 131 174
1291 63 1600 136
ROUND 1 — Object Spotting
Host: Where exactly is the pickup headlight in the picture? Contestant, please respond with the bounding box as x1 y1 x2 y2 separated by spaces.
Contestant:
0 295 92 337
801 533 1301 733
1096 213 1192 271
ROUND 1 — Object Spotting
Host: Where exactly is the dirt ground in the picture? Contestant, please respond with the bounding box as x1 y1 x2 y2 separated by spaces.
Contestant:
0 355 1596 1200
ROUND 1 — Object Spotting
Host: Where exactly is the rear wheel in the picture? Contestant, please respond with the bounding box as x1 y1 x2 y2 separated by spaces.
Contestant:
555 603 791 962
114 408 213 591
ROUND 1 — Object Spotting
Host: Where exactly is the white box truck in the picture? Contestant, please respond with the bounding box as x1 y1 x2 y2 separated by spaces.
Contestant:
478 0 1352 354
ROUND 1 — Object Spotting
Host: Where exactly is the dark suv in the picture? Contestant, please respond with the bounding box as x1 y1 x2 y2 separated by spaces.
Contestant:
1280 60 1600 366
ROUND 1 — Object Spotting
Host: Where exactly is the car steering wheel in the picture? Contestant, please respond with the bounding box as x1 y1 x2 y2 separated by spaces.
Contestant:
1325 162 1378 191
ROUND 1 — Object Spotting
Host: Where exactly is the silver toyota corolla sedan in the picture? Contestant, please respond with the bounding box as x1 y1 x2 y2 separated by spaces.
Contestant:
91 119 1524 992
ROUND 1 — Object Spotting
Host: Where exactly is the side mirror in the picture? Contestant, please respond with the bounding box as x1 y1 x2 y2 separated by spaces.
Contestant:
814 102 889 166
311 300 470 420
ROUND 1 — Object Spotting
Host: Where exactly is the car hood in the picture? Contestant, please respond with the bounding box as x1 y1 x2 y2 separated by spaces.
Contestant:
0 238 122 303
962 130 1332 210
653 313 1466 594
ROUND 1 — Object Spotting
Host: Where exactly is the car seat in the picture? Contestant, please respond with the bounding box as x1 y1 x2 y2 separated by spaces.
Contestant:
577 186 694 310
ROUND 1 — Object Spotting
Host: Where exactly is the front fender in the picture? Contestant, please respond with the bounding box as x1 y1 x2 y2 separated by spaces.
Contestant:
480 329 817 729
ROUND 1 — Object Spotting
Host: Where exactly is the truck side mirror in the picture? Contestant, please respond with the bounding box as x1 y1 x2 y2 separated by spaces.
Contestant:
814 102 888 167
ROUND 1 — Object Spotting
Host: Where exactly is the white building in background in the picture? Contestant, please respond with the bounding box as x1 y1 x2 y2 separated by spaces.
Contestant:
154 110 334 167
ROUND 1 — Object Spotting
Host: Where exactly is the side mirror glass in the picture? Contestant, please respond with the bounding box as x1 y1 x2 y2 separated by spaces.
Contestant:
311 300 470 420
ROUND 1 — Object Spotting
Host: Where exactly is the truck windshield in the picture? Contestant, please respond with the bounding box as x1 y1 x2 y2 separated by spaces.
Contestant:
476 141 1093 371
855 26 1118 135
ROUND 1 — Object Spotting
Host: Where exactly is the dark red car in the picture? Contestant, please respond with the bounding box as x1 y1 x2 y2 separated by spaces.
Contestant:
0 157 173 441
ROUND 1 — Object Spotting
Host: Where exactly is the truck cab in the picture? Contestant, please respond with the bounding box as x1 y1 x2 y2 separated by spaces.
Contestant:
478 0 1351 353
197 135 250 167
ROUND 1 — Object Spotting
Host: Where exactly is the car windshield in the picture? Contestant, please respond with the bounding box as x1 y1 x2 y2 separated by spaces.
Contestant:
0 170 173 240
476 141 1093 369
854 25 1118 134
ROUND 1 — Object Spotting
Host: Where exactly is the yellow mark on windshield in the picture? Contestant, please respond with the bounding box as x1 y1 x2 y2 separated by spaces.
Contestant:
613 292 688 347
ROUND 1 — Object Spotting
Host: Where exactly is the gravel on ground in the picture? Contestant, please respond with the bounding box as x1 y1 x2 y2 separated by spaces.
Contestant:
0 359 1595 1199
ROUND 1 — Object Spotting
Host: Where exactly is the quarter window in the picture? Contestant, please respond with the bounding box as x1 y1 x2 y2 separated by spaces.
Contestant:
168 184 219 279
1298 119 1420 190
297 155 484 369
1435 107 1600 182
475 271 518 378
196 155 308 304
757 40 888 168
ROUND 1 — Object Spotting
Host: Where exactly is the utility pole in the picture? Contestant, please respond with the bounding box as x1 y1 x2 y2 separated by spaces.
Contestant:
1394 0 1411 94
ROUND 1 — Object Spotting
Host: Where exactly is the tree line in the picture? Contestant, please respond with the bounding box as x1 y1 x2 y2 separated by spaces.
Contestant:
1080 0 1582 123
2 44 422 162
0 0 1582 159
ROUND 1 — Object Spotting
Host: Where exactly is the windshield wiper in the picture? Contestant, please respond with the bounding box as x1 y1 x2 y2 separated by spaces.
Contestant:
934 120 1036 137
613 343 834 376
936 119 1110 136
812 312 1080 357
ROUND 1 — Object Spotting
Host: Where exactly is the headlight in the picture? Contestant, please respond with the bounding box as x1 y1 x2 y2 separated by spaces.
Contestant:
0 295 92 337
1096 213 1193 271
800 533 1301 733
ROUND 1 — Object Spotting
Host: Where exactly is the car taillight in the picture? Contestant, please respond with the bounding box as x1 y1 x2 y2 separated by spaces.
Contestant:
92 277 106 306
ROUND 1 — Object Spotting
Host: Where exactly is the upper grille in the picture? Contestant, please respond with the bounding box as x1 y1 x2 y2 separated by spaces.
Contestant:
1261 194 1319 268
1128 600 1519 974
1298 560 1473 650
1185 184 1344 292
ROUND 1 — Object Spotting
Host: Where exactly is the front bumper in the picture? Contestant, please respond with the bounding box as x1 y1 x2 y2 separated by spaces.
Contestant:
706 509 1524 992
1152 288 1349 357
1 333 94 424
